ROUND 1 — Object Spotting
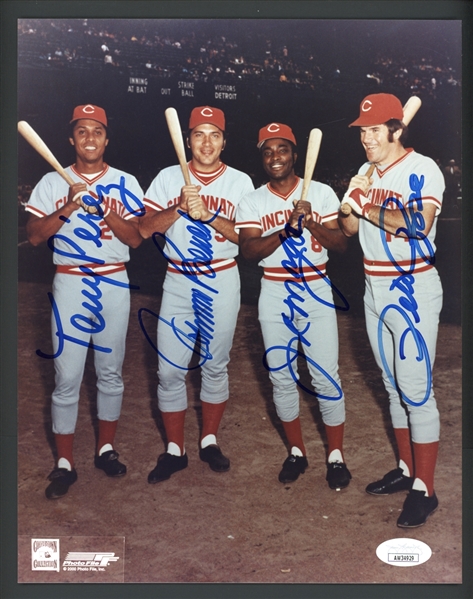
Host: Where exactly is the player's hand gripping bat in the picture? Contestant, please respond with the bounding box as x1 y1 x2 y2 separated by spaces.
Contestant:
340 95 422 215
17 120 98 214
164 107 201 220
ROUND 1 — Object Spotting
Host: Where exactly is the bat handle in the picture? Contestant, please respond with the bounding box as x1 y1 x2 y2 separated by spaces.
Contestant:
365 163 376 178
183 172 202 220
183 186 201 218
340 163 376 215
178 161 200 218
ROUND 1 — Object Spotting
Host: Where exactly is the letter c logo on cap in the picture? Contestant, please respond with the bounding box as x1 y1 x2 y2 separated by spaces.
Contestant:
201 107 213 117
362 100 372 112
83 105 95 114
267 123 280 132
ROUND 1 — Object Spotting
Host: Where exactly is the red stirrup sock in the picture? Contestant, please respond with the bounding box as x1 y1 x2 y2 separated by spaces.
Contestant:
394 428 414 477
161 410 187 456
54 433 75 469
281 417 306 456
201 400 227 447
412 441 439 496
325 423 345 462
97 419 119 455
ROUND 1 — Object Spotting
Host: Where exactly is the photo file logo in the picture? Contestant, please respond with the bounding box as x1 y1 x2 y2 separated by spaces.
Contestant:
63 552 120 567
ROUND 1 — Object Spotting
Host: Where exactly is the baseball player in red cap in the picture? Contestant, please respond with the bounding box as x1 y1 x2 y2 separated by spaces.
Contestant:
25 104 145 499
338 93 445 527
140 106 254 483
235 123 351 490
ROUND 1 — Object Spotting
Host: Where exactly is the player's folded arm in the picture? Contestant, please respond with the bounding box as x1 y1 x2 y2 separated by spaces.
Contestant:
138 203 181 239
104 212 143 249
307 218 348 253
26 204 78 246
206 214 239 245
238 226 283 262
366 201 438 239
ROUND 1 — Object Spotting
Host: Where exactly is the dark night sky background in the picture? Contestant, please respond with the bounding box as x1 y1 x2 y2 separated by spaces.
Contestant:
17 19 462 189
17 18 462 322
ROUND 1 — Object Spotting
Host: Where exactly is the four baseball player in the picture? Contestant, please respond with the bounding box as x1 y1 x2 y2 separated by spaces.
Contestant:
26 96 446 529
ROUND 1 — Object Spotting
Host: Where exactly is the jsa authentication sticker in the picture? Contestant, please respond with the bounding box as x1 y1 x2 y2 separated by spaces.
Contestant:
376 538 432 567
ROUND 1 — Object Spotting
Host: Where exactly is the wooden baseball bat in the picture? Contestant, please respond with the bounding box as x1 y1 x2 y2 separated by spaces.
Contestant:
300 128 323 202
340 96 422 215
18 120 98 214
18 120 76 187
164 107 201 220
402 95 422 127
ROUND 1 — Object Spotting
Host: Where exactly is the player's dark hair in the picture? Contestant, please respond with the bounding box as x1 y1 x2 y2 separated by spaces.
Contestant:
385 119 408 146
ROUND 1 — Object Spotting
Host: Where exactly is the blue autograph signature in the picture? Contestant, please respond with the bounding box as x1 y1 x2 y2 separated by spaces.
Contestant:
37 267 136 359
37 180 141 359
81 176 146 218
379 174 435 274
263 217 345 400
138 209 221 369
377 173 435 406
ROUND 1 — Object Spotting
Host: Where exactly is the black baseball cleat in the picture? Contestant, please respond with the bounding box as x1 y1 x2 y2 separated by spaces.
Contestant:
94 450 127 477
278 455 308 483
199 445 230 472
326 462 352 490
45 468 78 500
365 467 413 495
397 489 439 528
148 452 188 484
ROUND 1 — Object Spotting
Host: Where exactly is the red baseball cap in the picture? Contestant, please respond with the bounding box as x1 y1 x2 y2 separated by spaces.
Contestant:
258 123 297 148
70 104 108 127
349 93 403 127
189 106 225 131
